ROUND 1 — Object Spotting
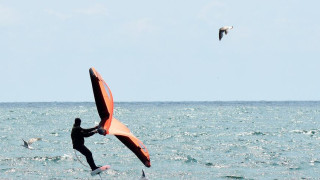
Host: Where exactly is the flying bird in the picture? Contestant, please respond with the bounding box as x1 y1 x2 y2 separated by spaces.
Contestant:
22 138 41 149
219 26 233 41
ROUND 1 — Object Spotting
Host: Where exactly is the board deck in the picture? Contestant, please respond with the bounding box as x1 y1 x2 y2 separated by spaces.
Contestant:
90 165 111 176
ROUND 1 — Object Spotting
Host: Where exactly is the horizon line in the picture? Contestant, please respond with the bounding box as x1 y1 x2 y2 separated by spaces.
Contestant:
1 100 320 103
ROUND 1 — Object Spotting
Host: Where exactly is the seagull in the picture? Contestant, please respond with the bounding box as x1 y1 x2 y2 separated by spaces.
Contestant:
140 169 148 180
219 26 233 41
22 138 41 149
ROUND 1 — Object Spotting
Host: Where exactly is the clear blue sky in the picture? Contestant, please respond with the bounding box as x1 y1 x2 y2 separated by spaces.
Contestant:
1 0 320 102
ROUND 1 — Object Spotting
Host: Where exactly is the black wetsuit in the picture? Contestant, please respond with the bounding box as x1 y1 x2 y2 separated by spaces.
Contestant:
71 125 98 171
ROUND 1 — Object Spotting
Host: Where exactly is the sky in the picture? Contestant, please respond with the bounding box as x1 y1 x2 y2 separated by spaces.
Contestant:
1 0 320 102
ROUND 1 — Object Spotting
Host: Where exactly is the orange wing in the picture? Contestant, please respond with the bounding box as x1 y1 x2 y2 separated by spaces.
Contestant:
90 67 114 134
89 67 151 167
109 118 151 167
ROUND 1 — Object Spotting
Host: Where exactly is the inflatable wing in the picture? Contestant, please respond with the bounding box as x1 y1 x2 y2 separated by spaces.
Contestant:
89 68 114 134
89 67 151 167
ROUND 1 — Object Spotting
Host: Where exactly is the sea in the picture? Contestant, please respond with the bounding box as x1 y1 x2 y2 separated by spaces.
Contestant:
1 101 320 180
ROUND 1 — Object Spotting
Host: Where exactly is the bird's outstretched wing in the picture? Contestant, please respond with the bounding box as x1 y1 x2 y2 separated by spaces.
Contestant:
22 139 28 147
28 138 41 145
219 30 224 41
141 169 148 180
142 170 145 177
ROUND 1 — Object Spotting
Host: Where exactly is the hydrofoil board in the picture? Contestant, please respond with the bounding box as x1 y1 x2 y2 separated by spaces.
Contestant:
91 165 111 176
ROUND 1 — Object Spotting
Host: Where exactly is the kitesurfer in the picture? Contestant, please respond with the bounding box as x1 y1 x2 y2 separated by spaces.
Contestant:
71 118 100 171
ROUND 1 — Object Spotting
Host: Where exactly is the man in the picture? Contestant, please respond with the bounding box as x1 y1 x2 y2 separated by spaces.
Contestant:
71 118 99 171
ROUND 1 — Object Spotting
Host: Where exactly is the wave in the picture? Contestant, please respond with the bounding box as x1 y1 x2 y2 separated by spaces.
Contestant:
222 175 245 179
1 154 74 163
237 131 267 136
185 155 197 163
291 129 318 136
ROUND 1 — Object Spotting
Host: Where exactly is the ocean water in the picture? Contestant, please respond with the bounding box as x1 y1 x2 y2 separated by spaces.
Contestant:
1 102 320 179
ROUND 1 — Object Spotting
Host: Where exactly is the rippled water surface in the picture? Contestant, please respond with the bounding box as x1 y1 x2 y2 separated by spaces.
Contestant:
1 102 320 179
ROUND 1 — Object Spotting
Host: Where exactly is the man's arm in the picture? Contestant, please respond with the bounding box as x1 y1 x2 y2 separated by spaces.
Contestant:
82 130 97 137
82 126 98 133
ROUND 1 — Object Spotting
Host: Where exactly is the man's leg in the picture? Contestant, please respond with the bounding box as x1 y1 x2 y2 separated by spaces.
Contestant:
76 146 98 171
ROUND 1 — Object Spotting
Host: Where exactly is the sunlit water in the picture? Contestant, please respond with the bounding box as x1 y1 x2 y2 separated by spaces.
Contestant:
1 102 320 179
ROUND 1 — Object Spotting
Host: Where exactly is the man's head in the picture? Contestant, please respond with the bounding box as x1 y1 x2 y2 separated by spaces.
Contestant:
74 118 81 126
